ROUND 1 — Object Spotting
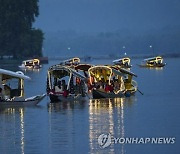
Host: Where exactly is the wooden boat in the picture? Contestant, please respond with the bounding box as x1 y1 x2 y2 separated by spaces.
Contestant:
59 57 80 66
113 57 132 68
19 58 42 69
88 65 137 99
138 56 166 68
46 65 88 102
0 68 45 106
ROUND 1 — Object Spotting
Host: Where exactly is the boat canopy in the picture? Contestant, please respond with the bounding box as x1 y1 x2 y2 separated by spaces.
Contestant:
88 65 137 80
23 58 40 65
0 68 31 80
48 65 86 80
88 65 135 83
143 56 163 63
74 64 92 71
88 65 112 75
60 57 80 65
113 57 130 64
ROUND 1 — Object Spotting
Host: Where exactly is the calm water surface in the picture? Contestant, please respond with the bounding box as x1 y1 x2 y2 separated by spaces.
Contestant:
0 58 180 154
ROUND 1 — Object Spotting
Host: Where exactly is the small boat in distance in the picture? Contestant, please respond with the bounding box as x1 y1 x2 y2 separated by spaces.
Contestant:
88 65 137 99
113 57 132 68
59 57 80 66
46 65 88 102
0 68 45 106
138 56 166 68
19 58 42 69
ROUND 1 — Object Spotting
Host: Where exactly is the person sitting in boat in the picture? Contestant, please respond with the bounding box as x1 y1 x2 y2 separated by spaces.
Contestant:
97 80 106 92
61 80 69 97
54 80 63 93
105 81 114 93
75 77 81 94
63 85 69 97
88 77 95 91
3 84 11 99
96 80 103 89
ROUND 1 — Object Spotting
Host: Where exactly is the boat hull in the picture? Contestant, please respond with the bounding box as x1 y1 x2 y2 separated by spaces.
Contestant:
138 63 166 68
19 65 42 69
0 94 46 107
49 93 88 102
92 89 124 99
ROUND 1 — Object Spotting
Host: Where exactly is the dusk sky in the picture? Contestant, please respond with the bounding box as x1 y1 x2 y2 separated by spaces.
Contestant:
35 0 180 33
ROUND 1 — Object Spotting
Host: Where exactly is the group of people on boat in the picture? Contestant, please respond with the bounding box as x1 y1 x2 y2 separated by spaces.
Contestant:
88 75 125 94
50 76 86 98
52 79 68 97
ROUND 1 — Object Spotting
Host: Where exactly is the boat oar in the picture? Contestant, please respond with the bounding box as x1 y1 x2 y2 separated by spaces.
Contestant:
137 88 144 95
131 83 144 95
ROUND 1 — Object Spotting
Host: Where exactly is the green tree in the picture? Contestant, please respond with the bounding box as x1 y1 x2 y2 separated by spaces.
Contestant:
0 0 43 58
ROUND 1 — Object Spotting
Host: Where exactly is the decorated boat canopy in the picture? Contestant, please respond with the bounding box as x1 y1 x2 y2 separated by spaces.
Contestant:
48 65 86 80
89 65 137 79
88 65 136 82
0 68 31 80
113 57 130 64
74 64 92 71
59 57 80 66
22 58 40 65
143 56 163 63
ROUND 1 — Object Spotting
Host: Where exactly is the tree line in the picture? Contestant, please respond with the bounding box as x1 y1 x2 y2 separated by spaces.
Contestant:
43 26 180 57
0 0 43 59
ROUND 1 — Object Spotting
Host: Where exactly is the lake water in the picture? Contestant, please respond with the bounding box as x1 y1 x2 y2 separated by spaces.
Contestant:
0 58 180 154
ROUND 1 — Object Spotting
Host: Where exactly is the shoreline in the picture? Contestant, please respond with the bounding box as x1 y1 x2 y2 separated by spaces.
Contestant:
47 52 180 60
0 53 180 64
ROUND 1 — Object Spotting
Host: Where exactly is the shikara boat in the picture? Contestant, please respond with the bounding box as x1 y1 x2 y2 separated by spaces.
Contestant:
19 58 42 69
113 57 132 68
46 65 88 102
0 69 45 106
138 56 166 68
59 57 80 66
88 65 137 99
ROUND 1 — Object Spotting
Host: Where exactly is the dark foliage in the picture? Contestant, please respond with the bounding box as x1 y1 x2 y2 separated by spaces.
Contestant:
0 0 43 58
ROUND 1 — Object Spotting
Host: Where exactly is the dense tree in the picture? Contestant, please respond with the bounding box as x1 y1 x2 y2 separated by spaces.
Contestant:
0 0 43 58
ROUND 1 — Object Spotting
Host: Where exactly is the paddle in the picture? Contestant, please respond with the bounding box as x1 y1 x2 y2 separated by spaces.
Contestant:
131 83 144 95
137 88 144 95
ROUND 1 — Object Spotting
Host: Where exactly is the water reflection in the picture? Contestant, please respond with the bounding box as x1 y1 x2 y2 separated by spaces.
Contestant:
22 68 40 73
47 101 86 112
89 97 136 153
47 101 88 153
0 107 25 154
144 67 164 71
